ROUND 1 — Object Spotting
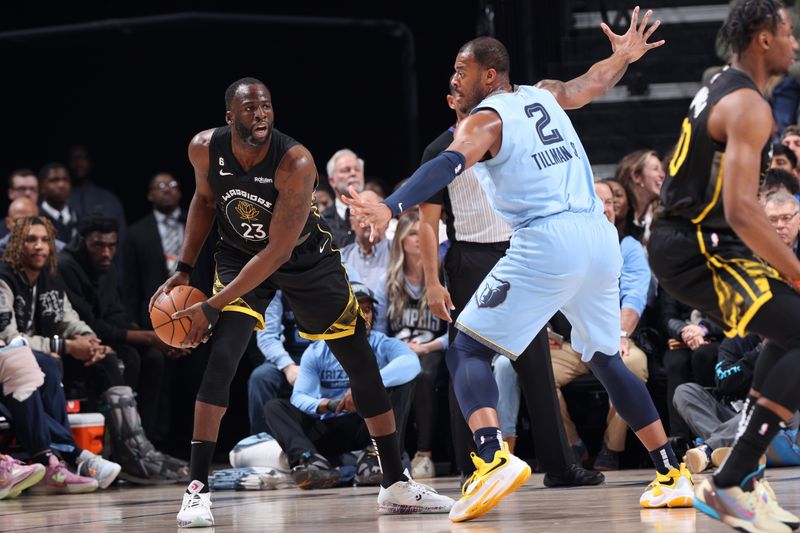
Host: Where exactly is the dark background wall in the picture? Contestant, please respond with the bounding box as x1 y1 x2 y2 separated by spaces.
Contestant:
1 1 558 223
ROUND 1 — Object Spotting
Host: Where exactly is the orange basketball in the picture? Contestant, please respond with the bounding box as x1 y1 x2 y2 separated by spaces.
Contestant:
150 285 209 348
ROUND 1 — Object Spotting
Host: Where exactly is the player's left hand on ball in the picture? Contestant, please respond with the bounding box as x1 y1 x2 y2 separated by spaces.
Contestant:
601 6 665 62
172 303 209 348
341 186 392 243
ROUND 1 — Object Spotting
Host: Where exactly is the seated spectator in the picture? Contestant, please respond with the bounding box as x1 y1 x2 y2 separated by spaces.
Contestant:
551 181 651 471
0 216 186 484
340 189 390 334
313 187 334 214
38 163 79 244
58 215 175 440
615 149 665 244
385 212 448 479
0 338 120 492
760 167 800 199
0 197 65 255
769 143 799 179
66 144 127 236
247 290 310 434
263 283 419 489
320 148 365 247
781 124 800 164
659 290 723 443
763 191 800 258
600 178 632 238
0 169 39 239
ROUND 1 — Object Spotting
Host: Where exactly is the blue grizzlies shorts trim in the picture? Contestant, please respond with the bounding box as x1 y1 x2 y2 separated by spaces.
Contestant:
455 212 623 362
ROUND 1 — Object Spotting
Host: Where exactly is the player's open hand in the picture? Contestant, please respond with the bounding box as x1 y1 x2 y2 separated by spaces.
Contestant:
341 186 392 243
149 271 190 313
172 302 210 348
601 6 665 63
427 281 455 323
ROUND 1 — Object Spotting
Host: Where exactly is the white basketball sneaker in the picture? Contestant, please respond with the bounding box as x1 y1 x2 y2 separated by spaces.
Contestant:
640 463 694 508
377 469 454 514
177 480 214 528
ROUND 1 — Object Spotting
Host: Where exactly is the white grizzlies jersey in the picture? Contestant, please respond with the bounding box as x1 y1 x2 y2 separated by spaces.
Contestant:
471 85 601 229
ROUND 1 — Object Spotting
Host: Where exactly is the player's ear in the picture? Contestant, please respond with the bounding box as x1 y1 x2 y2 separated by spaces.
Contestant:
447 94 456 111
225 111 232 125
758 29 772 50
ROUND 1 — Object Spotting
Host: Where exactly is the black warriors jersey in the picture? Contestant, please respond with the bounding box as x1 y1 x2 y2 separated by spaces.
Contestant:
208 126 318 256
658 68 770 229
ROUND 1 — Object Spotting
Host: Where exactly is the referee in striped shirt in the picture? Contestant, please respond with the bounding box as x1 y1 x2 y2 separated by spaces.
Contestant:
418 82 603 487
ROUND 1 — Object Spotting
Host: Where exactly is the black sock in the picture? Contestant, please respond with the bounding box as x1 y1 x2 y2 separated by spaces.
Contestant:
371 433 405 488
474 427 503 463
189 440 216 493
715 405 782 490
648 442 679 475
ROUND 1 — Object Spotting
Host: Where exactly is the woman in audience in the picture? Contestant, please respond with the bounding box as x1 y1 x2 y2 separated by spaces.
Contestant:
385 211 448 479
615 149 665 244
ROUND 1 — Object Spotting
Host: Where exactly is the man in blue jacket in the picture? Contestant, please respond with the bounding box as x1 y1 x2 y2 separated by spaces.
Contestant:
263 282 421 489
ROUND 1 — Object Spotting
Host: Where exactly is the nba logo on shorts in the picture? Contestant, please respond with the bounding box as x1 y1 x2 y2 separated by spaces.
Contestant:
476 275 511 309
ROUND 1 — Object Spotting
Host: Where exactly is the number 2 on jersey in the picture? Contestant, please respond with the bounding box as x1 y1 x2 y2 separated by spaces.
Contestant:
241 222 266 239
525 103 564 145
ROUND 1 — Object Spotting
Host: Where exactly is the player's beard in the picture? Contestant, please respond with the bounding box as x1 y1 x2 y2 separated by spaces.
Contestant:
234 120 270 147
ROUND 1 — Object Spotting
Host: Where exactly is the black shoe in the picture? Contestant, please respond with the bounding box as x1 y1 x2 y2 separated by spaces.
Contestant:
291 452 340 489
354 445 383 486
543 463 605 487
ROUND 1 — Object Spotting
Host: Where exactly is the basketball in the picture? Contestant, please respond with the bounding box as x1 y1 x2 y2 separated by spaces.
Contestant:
150 285 209 348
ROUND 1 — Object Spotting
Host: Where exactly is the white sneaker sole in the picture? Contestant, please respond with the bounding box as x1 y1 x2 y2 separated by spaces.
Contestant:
448 457 532 522
177 514 214 528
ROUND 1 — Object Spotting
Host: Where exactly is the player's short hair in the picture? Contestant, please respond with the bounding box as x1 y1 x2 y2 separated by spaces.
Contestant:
762 167 800 195
772 143 798 167
225 77 267 111
722 0 782 55
325 149 364 178
77 214 120 237
8 168 36 190
459 37 510 76
38 162 68 182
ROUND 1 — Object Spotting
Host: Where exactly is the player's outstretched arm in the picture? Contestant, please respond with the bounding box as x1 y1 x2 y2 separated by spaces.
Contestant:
148 130 217 312
343 111 501 241
719 92 800 286
537 6 665 110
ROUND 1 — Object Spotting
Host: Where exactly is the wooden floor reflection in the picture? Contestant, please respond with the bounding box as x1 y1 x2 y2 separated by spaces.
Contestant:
2 468 799 532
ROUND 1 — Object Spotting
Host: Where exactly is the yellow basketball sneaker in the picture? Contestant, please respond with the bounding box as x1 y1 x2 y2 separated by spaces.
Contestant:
448 442 531 523
640 463 694 508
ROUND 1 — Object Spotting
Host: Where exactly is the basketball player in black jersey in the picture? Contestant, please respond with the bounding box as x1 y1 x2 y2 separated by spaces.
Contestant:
648 1 800 531
150 78 453 528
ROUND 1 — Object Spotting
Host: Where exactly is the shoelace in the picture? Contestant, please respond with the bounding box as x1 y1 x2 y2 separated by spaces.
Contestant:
186 493 206 510
406 479 438 497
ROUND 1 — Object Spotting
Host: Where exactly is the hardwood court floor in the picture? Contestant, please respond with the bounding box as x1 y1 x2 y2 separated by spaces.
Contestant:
2 468 800 532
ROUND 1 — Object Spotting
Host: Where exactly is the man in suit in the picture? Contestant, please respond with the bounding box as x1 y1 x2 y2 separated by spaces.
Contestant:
38 163 79 244
319 149 365 247
124 173 184 328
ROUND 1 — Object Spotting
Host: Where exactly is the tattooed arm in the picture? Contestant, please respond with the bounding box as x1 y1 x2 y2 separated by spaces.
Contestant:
205 144 317 309
537 6 665 110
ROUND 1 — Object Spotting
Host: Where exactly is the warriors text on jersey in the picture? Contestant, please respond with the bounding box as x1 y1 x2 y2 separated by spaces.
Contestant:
658 68 771 229
208 126 318 256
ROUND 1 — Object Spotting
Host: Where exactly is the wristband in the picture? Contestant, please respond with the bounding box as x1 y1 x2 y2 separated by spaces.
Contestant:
50 335 65 356
201 301 221 328
175 261 194 274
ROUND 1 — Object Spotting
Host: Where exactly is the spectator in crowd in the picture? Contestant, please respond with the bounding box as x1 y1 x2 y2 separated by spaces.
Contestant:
124 173 185 328
781 124 800 163
0 338 117 492
38 163 79 244
615 149 665 243
313 187 334 214
659 290 723 443
551 181 651 471
263 283 418 489
247 290 310 434
340 189 390 334
601 178 633 238
1 169 39 239
365 178 389 199
0 216 187 484
58 215 173 440
770 143 799 178
320 148 365 247
385 211 448 479
761 168 800 202
66 144 127 231
764 191 800 258
675 334 765 473
0 197 65 255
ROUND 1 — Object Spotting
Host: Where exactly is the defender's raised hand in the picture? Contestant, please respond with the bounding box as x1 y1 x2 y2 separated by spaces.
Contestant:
340 185 393 243
601 6 665 63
